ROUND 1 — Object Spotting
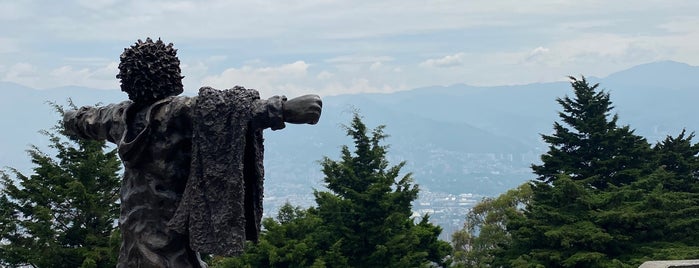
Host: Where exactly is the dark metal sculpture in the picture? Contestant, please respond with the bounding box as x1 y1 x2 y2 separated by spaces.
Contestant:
63 38 322 268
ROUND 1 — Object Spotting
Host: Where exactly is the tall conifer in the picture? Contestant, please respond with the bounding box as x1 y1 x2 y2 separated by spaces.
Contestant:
0 105 121 268
532 76 651 189
504 77 654 266
215 113 451 267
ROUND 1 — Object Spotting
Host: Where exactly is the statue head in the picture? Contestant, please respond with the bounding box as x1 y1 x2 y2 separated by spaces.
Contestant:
117 38 184 104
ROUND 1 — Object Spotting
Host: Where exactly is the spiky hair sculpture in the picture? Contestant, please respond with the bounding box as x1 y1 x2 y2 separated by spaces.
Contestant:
117 38 184 104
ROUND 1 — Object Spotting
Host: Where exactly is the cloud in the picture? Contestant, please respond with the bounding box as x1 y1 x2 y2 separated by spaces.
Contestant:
1 62 119 90
2 0 699 96
0 38 19 54
421 53 465 68
75 0 118 10
320 78 400 95
47 62 119 89
316 71 334 80
325 55 393 65
658 16 699 33
529 46 550 57
2 63 38 86
202 61 310 97
201 60 410 97
518 34 665 71
525 46 550 62
0 2 33 21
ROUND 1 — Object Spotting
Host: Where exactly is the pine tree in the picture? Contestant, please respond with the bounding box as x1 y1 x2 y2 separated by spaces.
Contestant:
215 113 451 267
609 131 699 262
313 113 451 267
502 77 655 267
0 104 121 268
532 76 651 189
652 130 699 192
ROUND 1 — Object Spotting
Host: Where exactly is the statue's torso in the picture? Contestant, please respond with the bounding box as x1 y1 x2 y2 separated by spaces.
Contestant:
115 97 205 268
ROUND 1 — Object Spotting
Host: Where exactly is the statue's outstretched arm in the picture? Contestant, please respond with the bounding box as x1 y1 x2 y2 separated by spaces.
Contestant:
252 94 322 130
283 94 322 125
63 102 129 143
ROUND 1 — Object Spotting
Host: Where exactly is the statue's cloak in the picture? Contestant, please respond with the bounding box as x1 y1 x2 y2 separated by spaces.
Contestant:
168 86 264 256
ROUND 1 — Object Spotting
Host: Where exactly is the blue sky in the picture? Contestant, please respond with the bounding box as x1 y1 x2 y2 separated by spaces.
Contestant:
1 0 698 97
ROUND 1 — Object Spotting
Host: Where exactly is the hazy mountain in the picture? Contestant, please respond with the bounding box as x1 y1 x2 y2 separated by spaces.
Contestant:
1 61 698 200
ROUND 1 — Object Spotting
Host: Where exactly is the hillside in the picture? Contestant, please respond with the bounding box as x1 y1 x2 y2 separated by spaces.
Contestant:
1 60 698 199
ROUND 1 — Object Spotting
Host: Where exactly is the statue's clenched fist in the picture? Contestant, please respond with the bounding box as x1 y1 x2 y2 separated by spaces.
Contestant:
283 94 322 125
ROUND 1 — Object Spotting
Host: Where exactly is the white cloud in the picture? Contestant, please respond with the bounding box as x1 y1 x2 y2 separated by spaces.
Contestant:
201 60 411 97
202 61 310 97
525 46 551 63
515 33 668 72
2 0 699 95
421 53 465 68
0 2 33 21
658 16 699 33
0 38 19 54
47 62 119 89
325 55 393 65
181 61 209 92
1 62 119 90
320 78 400 95
206 55 228 63
75 0 118 10
317 71 334 80
3 63 38 86
529 46 550 57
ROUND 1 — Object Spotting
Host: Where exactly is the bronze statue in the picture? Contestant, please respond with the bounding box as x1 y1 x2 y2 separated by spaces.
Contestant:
63 38 322 267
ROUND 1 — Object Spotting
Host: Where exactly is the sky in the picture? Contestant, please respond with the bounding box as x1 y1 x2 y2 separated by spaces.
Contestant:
1 0 698 98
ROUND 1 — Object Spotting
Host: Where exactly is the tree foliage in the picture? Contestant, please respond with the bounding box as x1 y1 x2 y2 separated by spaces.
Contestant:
494 76 699 267
0 104 121 268
451 183 532 267
214 113 451 267
531 76 651 189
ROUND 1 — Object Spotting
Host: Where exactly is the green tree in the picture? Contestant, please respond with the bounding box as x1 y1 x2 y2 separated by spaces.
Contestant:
210 203 327 268
605 131 699 263
531 76 651 189
216 113 451 267
313 113 451 267
501 77 699 267
451 183 532 267
652 130 699 192
502 77 654 267
0 104 121 268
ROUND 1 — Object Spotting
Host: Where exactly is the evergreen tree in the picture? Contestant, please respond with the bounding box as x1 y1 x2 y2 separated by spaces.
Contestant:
313 113 450 267
506 175 616 267
216 113 451 267
499 77 699 266
210 203 326 268
0 104 121 268
531 76 651 189
502 77 655 267
607 131 699 262
652 130 699 192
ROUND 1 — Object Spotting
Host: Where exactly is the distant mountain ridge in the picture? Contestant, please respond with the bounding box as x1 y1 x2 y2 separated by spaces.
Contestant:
1 61 698 198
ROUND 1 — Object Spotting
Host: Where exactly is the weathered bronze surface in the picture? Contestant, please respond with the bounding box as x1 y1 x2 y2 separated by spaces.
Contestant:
64 38 321 267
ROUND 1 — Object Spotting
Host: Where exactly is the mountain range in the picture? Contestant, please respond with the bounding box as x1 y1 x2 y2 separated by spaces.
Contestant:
1 61 698 200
